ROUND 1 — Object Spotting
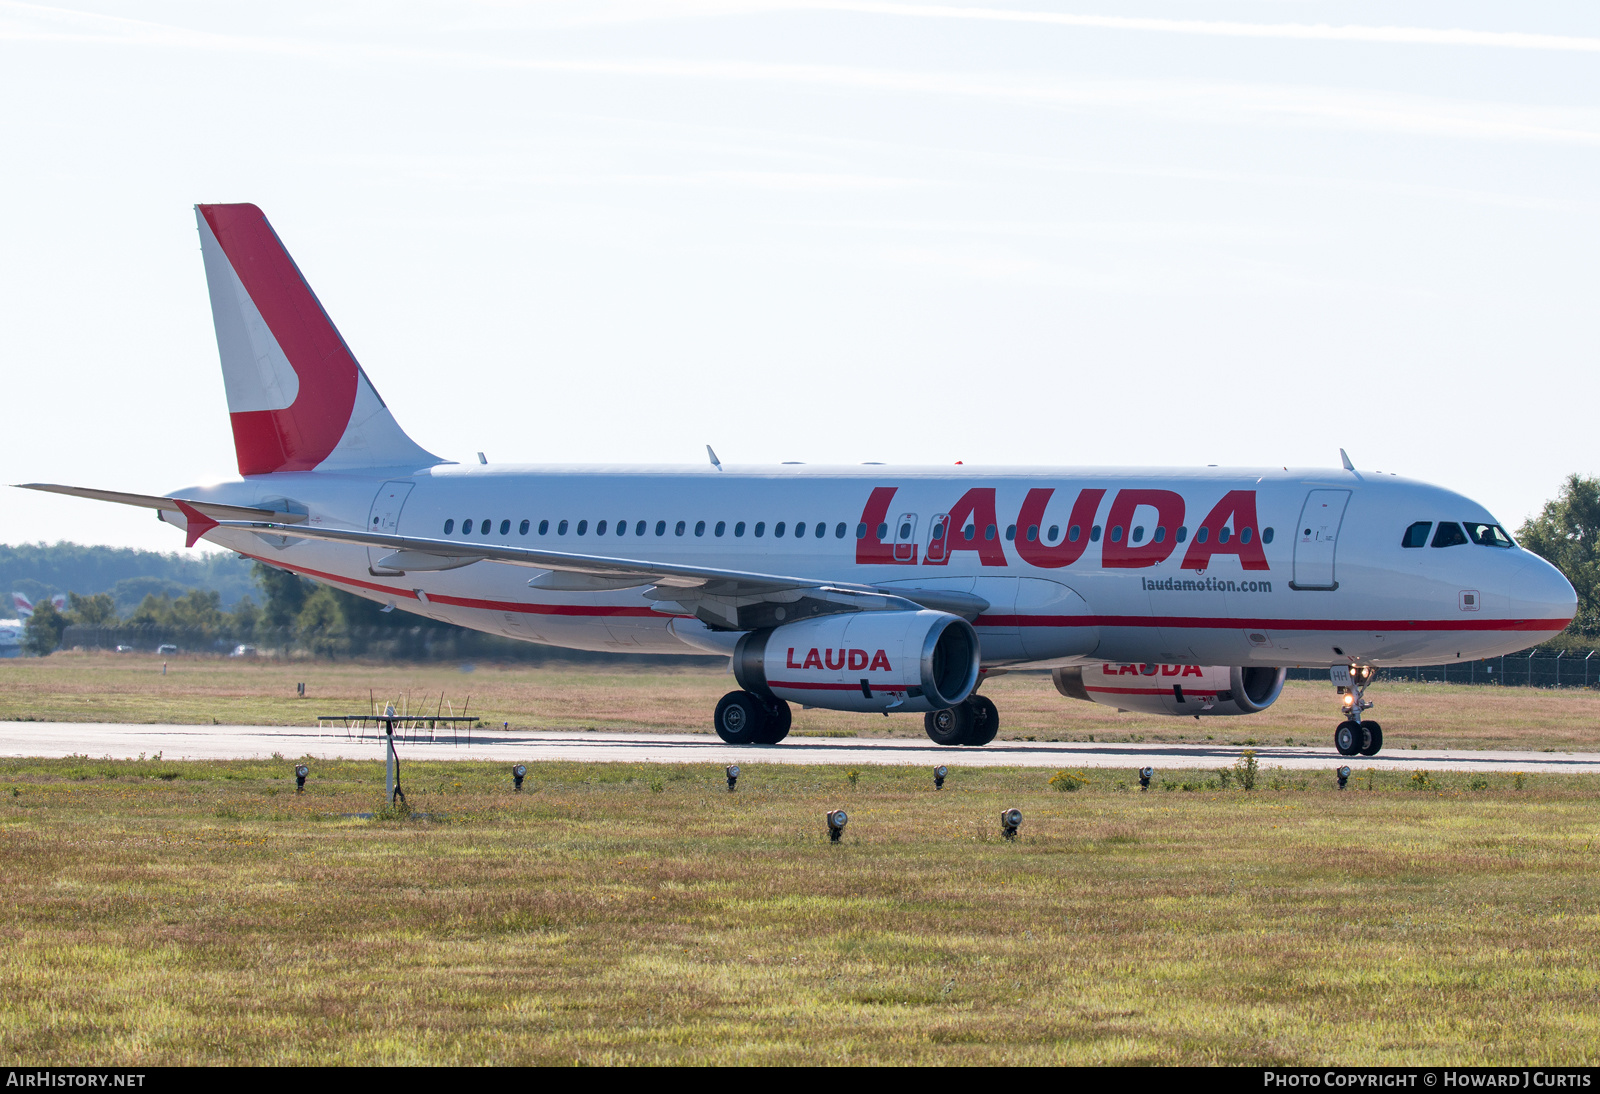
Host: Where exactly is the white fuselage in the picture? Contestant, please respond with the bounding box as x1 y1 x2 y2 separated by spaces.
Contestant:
175 462 1575 670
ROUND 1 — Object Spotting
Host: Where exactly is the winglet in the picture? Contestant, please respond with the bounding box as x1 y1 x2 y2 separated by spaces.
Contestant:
1340 448 1355 472
174 500 219 548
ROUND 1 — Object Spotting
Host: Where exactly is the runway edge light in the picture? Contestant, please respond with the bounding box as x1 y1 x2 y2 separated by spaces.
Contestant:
1001 808 1022 840
826 809 848 842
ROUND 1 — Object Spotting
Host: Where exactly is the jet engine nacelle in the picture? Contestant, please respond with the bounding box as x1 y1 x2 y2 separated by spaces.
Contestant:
734 610 980 714
1052 662 1286 717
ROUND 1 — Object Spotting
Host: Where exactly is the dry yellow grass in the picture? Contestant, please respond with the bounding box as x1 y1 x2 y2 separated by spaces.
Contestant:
1 756 1598 1064
3 651 1599 754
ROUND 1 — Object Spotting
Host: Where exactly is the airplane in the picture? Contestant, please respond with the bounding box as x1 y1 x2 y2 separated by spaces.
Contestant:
12 593 66 619
18 204 1578 756
0 619 22 658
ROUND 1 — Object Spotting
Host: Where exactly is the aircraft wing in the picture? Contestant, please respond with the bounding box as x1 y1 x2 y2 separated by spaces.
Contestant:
16 483 309 524
195 513 988 629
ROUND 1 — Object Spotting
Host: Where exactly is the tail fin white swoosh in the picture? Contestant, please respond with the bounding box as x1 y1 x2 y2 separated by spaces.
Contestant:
195 204 441 476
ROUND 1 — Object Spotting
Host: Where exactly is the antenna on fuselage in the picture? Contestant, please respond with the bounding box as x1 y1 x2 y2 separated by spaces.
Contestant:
707 445 723 471
1340 448 1355 472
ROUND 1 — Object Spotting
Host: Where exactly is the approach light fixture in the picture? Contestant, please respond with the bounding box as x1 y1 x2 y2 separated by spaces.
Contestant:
933 765 948 790
1337 766 1351 790
512 764 527 792
294 764 308 793
826 809 848 842
726 765 740 792
1000 808 1022 840
1139 766 1153 792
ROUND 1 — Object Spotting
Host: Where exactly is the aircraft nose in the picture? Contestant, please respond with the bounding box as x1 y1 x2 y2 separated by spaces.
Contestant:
1511 557 1577 627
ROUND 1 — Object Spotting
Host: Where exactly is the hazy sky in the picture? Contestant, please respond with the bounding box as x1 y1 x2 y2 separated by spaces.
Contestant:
2 1 1597 552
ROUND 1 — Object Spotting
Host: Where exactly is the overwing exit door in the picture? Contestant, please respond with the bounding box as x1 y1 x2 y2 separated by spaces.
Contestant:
1291 489 1350 590
893 513 919 563
367 481 414 574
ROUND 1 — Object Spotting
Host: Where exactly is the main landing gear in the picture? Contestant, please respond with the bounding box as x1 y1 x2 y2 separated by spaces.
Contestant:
1333 664 1383 757
923 695 999 747
713 690 792 745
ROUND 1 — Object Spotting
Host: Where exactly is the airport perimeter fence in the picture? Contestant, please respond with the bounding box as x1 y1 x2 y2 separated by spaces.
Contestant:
1285 649 1600 690
53 623 718 667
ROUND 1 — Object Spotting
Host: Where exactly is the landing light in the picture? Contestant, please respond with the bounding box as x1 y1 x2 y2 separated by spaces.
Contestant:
1000 808 1022 840
1342 693 1356 709
1138 766 1153 791
826 809 848 842
294 764 309 793
934 765 948 790
512 764 527 792
1337 766 1351 790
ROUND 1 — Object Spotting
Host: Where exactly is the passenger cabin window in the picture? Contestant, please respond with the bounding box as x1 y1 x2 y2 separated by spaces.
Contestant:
615 520 626 536
756 522 766 537
794 522 806 539
1432 522 1469 548
500 519 510 535
1067 526 1079 543
1109 526 1123 543
577 520 588 535
774 522 786 537
636 521 646 536
877 523 889 540
1262 527 1274 544
1047 525 1059 542
1402 521 1432 548
1465 522 1514 548
816 522 827 538
539 520 549 535
1006 525 1016 541
1089 525 1101 542
835 523 847 539
695 521 706 536
714 521 726 537
656 521 666 536
1177 527 1188 543
735 522 746 537
675 521 686 536
1026 525 1038 542
558 520 569 535
480 519 491 535
856 523 867 539
596 520 607 536
1131 526 1144 543
443 519 455 534
519 520 529 535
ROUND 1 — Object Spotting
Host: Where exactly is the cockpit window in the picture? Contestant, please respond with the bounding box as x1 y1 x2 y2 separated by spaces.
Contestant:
1464 522 1515 548
1402 521 1432 549
1431 522 1469 548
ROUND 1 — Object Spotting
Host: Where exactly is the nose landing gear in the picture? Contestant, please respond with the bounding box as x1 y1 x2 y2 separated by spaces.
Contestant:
1333 665 1383 757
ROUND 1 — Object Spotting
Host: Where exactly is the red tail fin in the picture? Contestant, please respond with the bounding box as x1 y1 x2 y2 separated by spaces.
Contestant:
195 204 439 476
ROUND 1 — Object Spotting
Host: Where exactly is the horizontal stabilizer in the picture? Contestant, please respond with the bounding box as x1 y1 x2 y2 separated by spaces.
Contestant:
15 483 310 524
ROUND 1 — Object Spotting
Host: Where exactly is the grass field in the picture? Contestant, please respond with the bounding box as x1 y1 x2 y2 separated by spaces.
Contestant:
4 651 1600 754
2 755 1598 1064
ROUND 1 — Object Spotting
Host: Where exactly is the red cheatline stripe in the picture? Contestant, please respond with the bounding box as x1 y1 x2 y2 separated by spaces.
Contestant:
240 553 672 618
974 613 1570 632
241 554 1572 632
1085 686 1221 697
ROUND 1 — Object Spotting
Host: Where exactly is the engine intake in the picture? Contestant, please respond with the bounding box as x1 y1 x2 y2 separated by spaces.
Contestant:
1053 662 1286 717
735 610 980 714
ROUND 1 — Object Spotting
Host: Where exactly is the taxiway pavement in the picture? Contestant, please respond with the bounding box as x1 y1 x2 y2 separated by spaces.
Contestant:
0 721 1595 774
